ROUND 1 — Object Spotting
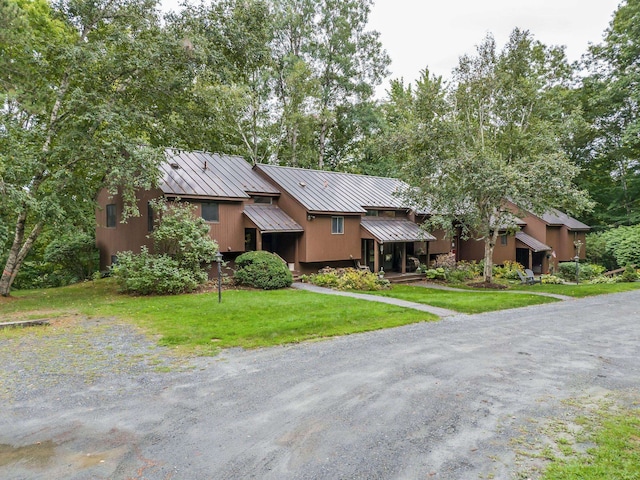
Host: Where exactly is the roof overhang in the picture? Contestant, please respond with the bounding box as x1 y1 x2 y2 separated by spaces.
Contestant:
243 204 303 234
361 218 435 243
515 232 552 253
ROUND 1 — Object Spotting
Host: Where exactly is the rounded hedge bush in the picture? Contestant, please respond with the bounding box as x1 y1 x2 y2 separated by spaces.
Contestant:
234 251 293 290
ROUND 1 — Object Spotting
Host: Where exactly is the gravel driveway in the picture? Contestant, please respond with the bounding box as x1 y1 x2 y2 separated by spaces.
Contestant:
1 289 639 479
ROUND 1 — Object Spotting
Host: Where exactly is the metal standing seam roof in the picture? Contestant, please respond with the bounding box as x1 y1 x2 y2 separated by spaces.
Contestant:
540 209 590 230
243 204 303 233
361 218 436 243
515 232 552 252
255 164 411 213
159 150 280 199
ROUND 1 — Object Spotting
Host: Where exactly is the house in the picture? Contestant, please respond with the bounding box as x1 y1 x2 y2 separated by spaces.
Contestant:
96 150 589 277
456 201 590 274
96 150 435 275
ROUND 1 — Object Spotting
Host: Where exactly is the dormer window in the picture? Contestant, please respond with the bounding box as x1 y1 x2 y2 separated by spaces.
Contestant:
253 196 272 204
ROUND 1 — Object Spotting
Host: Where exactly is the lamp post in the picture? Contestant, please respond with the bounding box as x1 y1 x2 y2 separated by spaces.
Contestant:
215 251 223 303
573 240 583 285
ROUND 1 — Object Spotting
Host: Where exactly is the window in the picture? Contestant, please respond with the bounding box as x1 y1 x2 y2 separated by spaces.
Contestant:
106 204 116 228
501 234 508 246
147 202 154 232
331 216 344 234
253 196 273 204
365 210 378 217
201 202 219 222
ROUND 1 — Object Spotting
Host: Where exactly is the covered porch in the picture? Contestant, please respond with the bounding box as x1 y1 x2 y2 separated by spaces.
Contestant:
360 218 435 274
243 204 304 268
515 231 552 274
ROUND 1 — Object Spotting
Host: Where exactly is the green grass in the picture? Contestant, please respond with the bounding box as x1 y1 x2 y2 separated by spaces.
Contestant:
510 281 640 298
367 285 558 313
1 279 435 353
542 408 640 479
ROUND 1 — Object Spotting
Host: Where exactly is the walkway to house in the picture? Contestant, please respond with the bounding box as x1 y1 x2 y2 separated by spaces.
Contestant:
292 280 573 317
292 282 460 317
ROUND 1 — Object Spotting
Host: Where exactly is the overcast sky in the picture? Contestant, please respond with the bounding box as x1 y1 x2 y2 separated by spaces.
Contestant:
160 0 622 93
368 0 621 90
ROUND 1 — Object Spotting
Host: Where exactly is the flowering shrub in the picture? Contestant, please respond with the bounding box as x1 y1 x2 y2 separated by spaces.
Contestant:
304 267 389 291
540 274 563 284
494 261 525 280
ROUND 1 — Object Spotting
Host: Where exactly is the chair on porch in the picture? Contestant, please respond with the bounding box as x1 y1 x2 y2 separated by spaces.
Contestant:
350 255 370 272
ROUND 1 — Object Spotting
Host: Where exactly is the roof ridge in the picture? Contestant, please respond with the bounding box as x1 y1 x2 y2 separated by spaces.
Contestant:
257 163 405 182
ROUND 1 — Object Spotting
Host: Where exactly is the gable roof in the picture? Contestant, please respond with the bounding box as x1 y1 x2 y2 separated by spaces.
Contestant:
255 164 410 214
243 204 303 233
539 209 590 231
160 150 279 200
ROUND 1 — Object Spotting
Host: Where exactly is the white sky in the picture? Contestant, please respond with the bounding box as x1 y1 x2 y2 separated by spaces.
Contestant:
160 0 622 93
368 0 621 90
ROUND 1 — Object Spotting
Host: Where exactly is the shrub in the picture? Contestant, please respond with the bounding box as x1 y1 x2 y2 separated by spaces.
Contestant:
304 267 389 291
620 265 639 282
234 251 293 290
433 253 456 269
112 248 204 295
601 225 640 269
557 262 605 281
588 275 617 285
425 267 446 280
112 200 217 295
540 274 563 284
494 260 525 280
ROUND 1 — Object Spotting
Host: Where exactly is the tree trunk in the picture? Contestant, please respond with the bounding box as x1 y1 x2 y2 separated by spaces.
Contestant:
483 229 499 284
0 211 43 297
318 118 327 170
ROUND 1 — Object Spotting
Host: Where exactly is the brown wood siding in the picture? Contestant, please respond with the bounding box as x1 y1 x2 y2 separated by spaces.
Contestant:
429 229 453 255
96 188 163 269
303 215 361 263
196 201 245 253
458 235 515 265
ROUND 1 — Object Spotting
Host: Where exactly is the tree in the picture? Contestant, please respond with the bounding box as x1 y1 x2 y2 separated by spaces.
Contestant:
403 30 592 283
574 0 640 227
0 0 197 296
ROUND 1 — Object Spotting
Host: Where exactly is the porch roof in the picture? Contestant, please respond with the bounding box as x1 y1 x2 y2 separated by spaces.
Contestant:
243 204 304 233
361 218 435 243
515 232 552 253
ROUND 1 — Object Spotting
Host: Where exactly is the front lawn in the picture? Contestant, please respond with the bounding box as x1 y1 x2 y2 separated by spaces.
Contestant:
510 281 640 298
368 285 558 313
1 280 435 353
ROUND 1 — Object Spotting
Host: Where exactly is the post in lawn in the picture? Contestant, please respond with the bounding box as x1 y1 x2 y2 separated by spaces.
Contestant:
215 251 223 303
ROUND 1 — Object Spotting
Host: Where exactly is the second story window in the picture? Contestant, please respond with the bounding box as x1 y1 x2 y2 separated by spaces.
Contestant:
106 204 116 228
201 202 219 222
331 216 344 234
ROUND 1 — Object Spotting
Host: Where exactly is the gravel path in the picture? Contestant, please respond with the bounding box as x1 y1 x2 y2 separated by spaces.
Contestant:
1 290 639 479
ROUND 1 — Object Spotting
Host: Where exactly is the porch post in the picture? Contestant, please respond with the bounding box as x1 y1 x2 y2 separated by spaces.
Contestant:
257 231 263 251
401 243 407 274
374 241 381 273
528 249 532 270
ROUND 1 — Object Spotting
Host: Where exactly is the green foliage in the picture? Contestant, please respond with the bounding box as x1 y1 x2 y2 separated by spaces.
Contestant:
587 275 617 285
557 262 605 281
11 230 99 289
151 200 217 271
234 251 293 290
111 248 205 295
601 224 640 268
540 274 564 284
494 261 525 280
585 232 617 270
621 265 639 282
425 268 446 280
304 267 389 291
111 200 216 295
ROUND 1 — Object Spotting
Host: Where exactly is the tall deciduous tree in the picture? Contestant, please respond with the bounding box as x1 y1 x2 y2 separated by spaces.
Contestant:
574 0 640 227
403 30 592 283
0 0 196 296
